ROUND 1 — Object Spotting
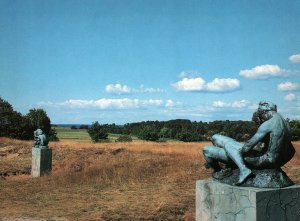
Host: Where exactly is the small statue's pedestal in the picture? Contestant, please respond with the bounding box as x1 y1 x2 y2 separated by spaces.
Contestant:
196 180 300 221
31 147 52 177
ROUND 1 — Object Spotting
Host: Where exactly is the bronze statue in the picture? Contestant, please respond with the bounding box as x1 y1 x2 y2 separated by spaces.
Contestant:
33 129 49 148
203 101 295 187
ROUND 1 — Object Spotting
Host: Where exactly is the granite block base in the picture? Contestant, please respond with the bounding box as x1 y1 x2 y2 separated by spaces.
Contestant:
31 147 52 177
196 180 300 221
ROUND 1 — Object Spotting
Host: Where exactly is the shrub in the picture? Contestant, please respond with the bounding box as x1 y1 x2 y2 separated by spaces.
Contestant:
88 121 108 142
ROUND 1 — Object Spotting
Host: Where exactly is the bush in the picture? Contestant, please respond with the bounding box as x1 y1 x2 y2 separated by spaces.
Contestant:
116 135 132 142
88 121 108 142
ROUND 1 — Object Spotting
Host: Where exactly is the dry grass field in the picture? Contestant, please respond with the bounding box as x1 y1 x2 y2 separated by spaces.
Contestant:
0 138 300 221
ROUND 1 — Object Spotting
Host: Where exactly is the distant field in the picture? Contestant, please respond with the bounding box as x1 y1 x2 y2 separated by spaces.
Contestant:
54 127 140 142
55 127 90 141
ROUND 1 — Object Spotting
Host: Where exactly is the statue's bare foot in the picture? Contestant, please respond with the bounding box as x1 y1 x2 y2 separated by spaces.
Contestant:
235 168 252 186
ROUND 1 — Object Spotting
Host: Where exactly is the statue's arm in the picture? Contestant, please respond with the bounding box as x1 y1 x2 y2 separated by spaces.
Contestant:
242 122 270 153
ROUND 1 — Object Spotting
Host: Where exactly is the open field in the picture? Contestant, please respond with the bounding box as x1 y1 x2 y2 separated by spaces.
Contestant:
0 138 300 220
55 127 140 142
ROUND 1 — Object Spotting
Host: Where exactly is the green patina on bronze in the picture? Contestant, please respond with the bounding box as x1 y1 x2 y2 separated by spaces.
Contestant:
33 128 49 148
203 101 295 187
32 129 52 177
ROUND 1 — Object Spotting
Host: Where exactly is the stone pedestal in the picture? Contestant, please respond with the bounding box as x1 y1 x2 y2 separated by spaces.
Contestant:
31 147 52 177
196 180 300 221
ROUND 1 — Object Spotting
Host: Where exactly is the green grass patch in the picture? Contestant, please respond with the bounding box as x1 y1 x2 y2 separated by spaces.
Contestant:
55 127 140 142
55 127 90 141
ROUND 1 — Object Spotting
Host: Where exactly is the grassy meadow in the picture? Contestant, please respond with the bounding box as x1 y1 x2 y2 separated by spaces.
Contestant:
54 127 140 142
0 132 300 220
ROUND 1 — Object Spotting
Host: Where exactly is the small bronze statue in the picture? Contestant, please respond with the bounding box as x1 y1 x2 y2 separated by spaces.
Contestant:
33 129 49 148
203 101 295 187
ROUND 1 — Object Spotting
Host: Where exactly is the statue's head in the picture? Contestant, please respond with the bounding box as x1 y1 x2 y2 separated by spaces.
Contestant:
258 101 277 122
35 129 44 136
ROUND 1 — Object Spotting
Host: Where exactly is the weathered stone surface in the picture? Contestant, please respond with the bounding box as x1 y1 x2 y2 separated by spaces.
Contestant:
31 147 52 177
216 168 294 188
196 180 300 221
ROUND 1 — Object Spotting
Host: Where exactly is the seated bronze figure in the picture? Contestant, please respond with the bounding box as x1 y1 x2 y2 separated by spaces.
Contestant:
203 101 295 187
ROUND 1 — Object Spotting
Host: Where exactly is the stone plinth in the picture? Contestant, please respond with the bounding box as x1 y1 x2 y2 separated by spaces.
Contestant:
196 180 300 221
31 147 52 177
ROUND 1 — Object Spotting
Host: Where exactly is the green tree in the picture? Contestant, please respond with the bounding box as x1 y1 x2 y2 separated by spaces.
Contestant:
290 120 300 141
138 125 159 141
88 121 108 142
25 108 58 141
0 97 33 139
159 127 172 138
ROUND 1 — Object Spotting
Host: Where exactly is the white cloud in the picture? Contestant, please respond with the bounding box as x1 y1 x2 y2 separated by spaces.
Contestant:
165 99 174 107
284 93 296 101
173 77 206 91
212 101 228 108
205 78 240 92
105 84 131 94
140 99 164 106
173 77 240 92
239 64 290 79
106 83 165 94
39 98 169 109
231 100 250 108
289 54 300 63
277 82 300 91
213 100 250 108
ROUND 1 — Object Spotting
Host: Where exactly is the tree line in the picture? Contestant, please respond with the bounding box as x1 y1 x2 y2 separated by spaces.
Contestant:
0 97 58 141
88 118 300 142
88 119 260 142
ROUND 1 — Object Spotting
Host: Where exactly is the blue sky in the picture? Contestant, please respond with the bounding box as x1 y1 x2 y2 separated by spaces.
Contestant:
1 0 300 124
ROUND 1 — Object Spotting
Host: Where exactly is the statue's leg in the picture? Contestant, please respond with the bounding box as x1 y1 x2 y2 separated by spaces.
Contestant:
203 146 230 172
211 134 252 185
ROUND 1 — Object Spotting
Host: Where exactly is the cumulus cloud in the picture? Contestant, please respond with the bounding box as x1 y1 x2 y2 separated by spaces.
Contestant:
277 82 300 91
173 77 206 91
39 98 170 109
239 64 290 79
213 100 250 108
289 54 300 63
105 83 131 94
172 77 240 92
205 78 240 92
284 93 296 101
